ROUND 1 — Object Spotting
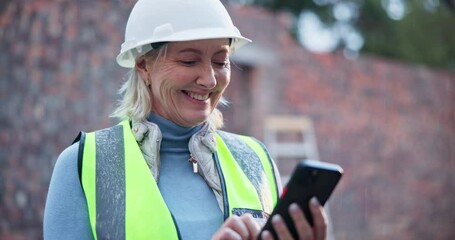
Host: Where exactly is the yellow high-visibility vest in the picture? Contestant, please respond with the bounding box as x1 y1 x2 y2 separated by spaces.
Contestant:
77 120 278 239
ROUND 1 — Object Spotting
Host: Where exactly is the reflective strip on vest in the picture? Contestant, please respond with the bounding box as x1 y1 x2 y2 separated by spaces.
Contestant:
216 132 278 218
239 135 279 212
80 121 278 239
81 121 179 240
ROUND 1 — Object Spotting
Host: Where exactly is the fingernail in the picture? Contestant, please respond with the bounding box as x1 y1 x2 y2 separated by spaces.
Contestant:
261 230 271 239
289 203 299 213
272 214 282 224
310 197 320 206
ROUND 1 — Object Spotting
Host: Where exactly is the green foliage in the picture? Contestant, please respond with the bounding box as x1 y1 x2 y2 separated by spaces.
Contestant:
249 0 455 69
361 0 455 69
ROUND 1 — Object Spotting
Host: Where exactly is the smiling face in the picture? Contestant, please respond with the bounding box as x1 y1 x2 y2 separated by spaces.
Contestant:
137 39 231 127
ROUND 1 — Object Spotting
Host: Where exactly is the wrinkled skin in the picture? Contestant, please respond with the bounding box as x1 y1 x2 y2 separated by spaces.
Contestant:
136 39 231 127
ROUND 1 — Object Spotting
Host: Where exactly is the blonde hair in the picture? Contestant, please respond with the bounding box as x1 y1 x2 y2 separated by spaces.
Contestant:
110 45 226 129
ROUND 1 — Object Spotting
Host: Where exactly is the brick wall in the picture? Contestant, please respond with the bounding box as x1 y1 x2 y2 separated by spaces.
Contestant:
0 1 134 238
227 5 455 240
282 52 454 240
1 1 453 239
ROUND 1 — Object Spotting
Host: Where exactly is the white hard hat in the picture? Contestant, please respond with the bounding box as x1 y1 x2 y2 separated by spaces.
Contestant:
116 0 251 68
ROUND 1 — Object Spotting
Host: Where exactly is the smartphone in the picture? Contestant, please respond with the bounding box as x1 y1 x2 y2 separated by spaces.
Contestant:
258 159 343 239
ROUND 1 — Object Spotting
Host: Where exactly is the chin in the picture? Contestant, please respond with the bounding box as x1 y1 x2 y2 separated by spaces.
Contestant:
184 113 211 126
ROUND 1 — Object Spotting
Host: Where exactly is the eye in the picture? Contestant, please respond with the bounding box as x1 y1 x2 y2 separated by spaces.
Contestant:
180 60 197 66
213 61 229 68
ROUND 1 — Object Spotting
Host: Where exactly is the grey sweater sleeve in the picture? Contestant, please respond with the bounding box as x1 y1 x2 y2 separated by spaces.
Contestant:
43 142 93 240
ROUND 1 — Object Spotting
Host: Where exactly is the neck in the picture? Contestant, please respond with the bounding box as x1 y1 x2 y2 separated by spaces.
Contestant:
147 113 202 153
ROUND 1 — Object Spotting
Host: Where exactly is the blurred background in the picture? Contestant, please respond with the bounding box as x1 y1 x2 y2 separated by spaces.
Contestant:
0 0 454 239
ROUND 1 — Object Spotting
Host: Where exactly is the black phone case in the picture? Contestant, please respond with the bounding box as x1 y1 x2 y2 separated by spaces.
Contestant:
258 160 343 239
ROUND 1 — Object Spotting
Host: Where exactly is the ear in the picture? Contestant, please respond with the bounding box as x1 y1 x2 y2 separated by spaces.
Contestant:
136 58 147 73
135 58 149 83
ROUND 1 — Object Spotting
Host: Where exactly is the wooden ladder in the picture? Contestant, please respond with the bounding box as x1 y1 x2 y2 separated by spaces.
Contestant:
264 116 319 168
264 115 337 240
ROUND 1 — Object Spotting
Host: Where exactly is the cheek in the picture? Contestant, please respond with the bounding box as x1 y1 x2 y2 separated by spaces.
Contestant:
149 66 175 97
150 79 163 100
217 70 231 89
158 79 175 105
212 71 230 105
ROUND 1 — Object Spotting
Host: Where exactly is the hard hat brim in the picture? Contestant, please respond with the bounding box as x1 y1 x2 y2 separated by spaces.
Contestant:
116 32 251 68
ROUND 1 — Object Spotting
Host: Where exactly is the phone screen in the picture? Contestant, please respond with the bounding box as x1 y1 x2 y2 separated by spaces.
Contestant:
258 160 343 239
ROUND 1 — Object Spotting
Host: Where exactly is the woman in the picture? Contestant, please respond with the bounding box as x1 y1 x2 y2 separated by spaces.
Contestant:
44 0 328 239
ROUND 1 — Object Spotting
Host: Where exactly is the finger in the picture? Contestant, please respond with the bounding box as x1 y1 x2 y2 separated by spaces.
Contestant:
240 213 261 239
211 227 242 240
271 214 293 240
288 203 313 240
224 215 250 239
309 197 328 240
260 230 274 240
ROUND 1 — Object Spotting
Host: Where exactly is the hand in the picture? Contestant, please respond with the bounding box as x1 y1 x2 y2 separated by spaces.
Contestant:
211 213 261 240
260 197 327 240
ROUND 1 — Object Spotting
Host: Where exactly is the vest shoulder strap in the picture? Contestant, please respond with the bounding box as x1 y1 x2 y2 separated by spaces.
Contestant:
78 122 180 239
216 131 279 213
74 121 134 185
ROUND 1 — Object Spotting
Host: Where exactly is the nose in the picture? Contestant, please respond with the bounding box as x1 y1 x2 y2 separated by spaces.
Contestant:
196 64 217 89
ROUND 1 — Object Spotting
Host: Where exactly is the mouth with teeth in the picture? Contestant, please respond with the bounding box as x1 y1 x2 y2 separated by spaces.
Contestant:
183 90 211 102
